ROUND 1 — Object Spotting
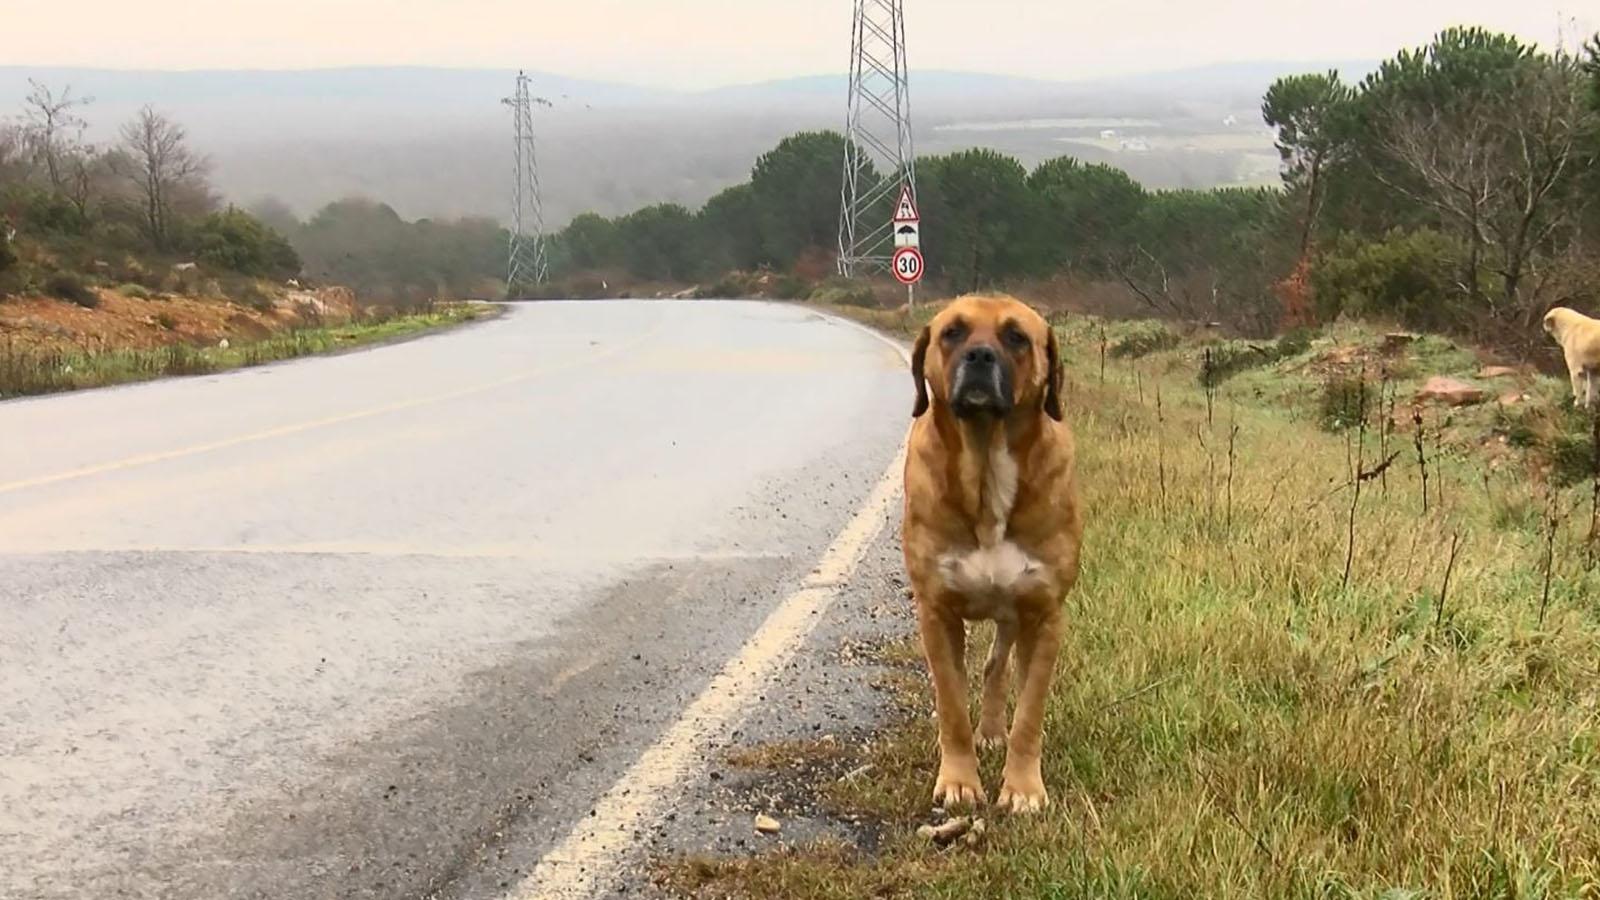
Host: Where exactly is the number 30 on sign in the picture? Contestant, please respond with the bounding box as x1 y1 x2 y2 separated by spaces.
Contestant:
893 246 924 285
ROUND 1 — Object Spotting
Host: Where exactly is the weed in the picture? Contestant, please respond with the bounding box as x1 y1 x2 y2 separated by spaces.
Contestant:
46 272 98 308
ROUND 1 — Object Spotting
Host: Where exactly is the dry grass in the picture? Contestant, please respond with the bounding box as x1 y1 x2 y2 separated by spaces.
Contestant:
667 313 1600 899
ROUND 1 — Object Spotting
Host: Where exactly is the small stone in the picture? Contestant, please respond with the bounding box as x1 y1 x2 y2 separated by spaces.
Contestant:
754 814 781 835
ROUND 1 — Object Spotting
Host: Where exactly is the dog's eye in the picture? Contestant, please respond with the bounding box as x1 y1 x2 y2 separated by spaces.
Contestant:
940 323 967 344
1002 327 1030 350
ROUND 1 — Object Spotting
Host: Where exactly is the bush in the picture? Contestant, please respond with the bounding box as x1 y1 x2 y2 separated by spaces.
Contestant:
1110 323 1180 359
809 278 876 307
1310 229 1472 331
1196 327 1320 389
192 208 302 279
0 235 16 274
46 273 98 308
156 312 178 330
118 283 152 300
1319 374 1373 431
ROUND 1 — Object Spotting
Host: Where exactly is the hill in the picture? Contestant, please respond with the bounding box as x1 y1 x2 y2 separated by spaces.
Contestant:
0 61 1371 224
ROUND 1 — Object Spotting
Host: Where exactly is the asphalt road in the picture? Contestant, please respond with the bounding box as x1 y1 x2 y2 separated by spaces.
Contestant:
0 300 908 900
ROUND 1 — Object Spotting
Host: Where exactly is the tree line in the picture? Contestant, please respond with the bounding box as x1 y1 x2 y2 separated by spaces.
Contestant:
6 26 1597 348
529 27 1600 343
0 83 300 291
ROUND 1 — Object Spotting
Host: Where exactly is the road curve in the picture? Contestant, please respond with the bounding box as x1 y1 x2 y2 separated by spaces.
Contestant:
0 300 908 900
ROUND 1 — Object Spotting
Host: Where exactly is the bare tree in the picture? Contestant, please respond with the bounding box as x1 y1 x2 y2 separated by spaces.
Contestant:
21 80 91 194
118 106 207 249
1374 52 1597 322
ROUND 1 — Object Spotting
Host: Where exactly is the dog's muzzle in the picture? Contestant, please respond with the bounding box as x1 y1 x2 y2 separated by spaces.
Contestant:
950 344 1013 419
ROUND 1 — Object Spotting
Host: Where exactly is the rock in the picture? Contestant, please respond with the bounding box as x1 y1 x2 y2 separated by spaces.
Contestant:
1479 365 1518 379
1498 390 1527 407
670 286 699 300
172 262 198 272
753 814 781 835
1415 376 1486 407
217 338 230 350
916 816 972 847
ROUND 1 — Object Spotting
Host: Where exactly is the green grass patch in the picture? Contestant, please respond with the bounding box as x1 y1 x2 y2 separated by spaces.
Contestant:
670 313 1600 900
0 302 494 399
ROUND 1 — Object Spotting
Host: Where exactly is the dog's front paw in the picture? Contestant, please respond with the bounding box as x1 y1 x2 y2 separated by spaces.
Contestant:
933 759 986 808
997 762 1049 814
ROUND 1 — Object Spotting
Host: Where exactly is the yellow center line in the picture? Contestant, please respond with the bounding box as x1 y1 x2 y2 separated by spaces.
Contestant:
0 317 665 498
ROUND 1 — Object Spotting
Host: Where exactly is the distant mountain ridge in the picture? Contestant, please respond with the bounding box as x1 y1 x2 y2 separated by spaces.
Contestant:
0 61 1367 224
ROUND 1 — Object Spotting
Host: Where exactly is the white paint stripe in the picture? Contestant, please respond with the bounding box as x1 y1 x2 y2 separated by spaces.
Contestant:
507 440 906 900
508 317 912 900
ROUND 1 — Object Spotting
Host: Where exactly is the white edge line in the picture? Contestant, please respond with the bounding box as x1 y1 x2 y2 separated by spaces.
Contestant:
507 313 912 900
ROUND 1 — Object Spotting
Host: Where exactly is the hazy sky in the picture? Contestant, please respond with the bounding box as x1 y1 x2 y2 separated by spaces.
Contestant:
6 0 1593 88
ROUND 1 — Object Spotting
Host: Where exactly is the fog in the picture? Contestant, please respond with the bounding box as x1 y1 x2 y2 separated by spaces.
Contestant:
0 61 1372 227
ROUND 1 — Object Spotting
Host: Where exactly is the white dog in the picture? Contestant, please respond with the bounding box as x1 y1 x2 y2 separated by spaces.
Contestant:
1543 307 1600 409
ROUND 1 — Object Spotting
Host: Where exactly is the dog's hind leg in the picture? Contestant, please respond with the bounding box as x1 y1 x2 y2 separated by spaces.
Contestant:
917 599 986 807
1586 368 1595 410
998 608 1064 814
977 620 1016 750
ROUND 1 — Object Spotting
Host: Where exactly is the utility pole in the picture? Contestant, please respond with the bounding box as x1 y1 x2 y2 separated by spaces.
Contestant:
503 71 549 296
837 0 916 284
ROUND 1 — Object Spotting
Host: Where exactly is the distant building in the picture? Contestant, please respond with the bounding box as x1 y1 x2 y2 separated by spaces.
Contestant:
1222 114 1238 127
1099 129 1118 140
1119 137 1150 153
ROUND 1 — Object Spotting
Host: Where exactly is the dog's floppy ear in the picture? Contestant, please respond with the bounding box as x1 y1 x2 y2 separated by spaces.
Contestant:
911 326 931 418
1043 328 1064 421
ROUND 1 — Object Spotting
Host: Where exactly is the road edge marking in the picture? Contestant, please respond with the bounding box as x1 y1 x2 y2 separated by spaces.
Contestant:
508 322 911 900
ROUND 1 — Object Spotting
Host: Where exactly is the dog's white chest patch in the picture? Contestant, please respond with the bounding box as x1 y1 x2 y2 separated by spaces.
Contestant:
978 435 1018 548
938 541 1047 622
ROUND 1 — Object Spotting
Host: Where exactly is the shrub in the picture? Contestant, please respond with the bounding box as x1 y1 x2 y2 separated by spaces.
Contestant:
809 278 876 307
118 283 152 300
1110 323 1180 359
46 273 98 308
156 312 178 330
234 280 276 312
0 235 16 274
192 208 302 279
1319 374 1372 431
1310 229 1473 331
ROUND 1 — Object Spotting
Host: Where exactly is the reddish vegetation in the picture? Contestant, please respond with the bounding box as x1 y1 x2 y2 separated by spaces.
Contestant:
0 286 359 354
1274 255 1315 331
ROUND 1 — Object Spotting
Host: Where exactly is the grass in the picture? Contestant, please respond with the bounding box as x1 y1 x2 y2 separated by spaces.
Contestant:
0 302 494 399
671 310 1600 899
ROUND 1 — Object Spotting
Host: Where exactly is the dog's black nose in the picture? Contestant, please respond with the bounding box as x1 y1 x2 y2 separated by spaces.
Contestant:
964 346 998 366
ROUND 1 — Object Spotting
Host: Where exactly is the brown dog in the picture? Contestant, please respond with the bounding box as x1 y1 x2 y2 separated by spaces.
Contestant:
902 293 1083 813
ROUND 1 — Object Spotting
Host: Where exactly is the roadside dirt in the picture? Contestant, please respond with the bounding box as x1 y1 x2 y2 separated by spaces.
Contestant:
0 285 359 353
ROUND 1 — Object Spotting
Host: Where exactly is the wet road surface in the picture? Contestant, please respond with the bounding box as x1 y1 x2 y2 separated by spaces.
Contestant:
0 300 908 900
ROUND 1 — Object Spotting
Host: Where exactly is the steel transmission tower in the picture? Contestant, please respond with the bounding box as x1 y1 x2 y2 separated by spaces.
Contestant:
503 71 549 295
837 0 915 277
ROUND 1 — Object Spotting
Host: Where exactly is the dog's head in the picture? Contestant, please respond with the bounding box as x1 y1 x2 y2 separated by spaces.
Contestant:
911 294 1062 422
1544 307 1572 338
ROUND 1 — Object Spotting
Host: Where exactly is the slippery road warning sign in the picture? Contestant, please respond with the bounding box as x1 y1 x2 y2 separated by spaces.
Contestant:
893 246 924 285
894 221 920 248
892 185 920 223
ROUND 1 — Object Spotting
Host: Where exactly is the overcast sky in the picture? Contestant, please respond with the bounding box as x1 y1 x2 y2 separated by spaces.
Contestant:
5 0 1593 88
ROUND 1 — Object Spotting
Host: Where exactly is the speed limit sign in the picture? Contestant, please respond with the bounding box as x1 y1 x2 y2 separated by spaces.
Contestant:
892 246 924 285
